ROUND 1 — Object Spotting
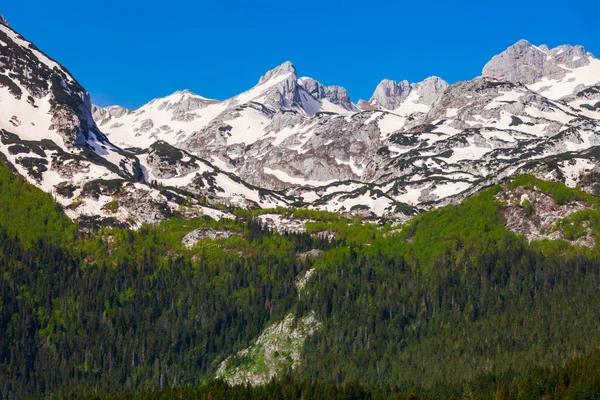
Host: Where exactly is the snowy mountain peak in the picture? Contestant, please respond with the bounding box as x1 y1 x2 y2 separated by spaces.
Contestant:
92 105 131 125
482 39 600 99
258 61 298 85
366 76 448 112
369 79 411 110
297 77 357 111
3 18 600 226
148 88 217 104
0 14 9 27
412 76 449 105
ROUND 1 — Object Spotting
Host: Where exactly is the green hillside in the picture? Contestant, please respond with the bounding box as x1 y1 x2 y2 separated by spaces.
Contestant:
2 162 600 398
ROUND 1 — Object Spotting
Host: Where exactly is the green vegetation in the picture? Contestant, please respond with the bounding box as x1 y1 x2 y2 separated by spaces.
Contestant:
79 347 600 399
148 140 184 165
0 162 75 247
510 174 598 206
0 74 22 98
2 161 600 398
581 103 597 111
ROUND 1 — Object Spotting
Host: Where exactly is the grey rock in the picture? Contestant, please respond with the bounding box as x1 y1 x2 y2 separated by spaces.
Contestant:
258 61 298 85
370 79 412 109
298 77 357 111
92 105 130 126
482 39 594 85
368 76 448 110
182 228 237 247
0 14 9 27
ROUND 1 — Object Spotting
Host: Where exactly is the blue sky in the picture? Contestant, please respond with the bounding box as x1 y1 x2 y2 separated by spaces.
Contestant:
3 1 596 109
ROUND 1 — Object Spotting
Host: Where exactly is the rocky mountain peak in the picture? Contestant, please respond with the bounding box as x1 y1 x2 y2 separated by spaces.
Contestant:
482 39 594 85
0 14 9 28
298 77 356 111
258 61 298 85
412 76 449 105
92 105 131 124
369 79 411 110
367 76 448 111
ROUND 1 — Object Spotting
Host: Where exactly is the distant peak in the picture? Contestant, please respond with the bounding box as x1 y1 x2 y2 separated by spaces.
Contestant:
0 14 9 28
483 39 595 85
174 89 195 96
514 39 533 47
258 61 298 85
421 76 446 84
168 89 216 102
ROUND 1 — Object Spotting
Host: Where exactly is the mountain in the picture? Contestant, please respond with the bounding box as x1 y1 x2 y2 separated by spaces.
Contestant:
483 39 600 99
5 12 600 399
1 12 600 225
297 76 358 112
360 76 449 113
0 18 299 227
90 39 600 220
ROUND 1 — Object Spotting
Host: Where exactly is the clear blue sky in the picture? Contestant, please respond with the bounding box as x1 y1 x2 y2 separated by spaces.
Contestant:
3 1 596 109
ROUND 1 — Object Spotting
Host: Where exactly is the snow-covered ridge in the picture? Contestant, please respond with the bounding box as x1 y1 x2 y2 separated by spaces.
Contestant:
483 39 600 100
2 16 600 225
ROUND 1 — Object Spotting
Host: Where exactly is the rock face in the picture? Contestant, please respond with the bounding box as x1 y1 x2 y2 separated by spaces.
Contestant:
182 228 238 247
483 40 600 99
216 312 321 386
298 77 357 111
366 76 449 111
484 40 570 84
92 105 130 126
370 79 412 110
0 14 9 27
498 186 595 247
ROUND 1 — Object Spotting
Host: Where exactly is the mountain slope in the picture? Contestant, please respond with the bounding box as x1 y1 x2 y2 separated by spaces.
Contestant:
89 40 600 217
4 157 600 397
2 13 600 222
0 18 307 227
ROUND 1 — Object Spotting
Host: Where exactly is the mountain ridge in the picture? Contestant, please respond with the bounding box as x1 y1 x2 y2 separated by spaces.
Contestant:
1 15 599 227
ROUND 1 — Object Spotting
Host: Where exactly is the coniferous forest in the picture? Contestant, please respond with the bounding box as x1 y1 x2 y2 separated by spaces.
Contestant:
3 162 600 399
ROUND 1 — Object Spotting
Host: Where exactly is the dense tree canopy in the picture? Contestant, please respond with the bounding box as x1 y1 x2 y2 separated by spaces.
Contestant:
2 162 600 399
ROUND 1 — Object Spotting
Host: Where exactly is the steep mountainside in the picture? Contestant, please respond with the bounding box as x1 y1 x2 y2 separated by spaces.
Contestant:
1 13 600 224
91 40 600 219
0 17 300 227
483 39 600 99
4 12 600 399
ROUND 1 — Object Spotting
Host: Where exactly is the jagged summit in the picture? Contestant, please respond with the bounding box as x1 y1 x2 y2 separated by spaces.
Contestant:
0 14 9 28
298 77 357 111
3 19 600 225
482 39 600 99
363 76 448 112
258 61 298 85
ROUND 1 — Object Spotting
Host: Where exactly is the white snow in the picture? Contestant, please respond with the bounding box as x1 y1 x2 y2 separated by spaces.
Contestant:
377 113 405 136
264 167 337 186
528 58 600 100
0 79 67 148
392 90 431 115
222 107 271 145
314 191 393 215
431 180 471 199
558 158 596 187
0 25 73 81
446 108 459 118
363 112 383 125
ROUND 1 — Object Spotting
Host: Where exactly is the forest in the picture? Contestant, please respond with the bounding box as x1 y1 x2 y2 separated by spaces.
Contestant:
2 161 600 399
